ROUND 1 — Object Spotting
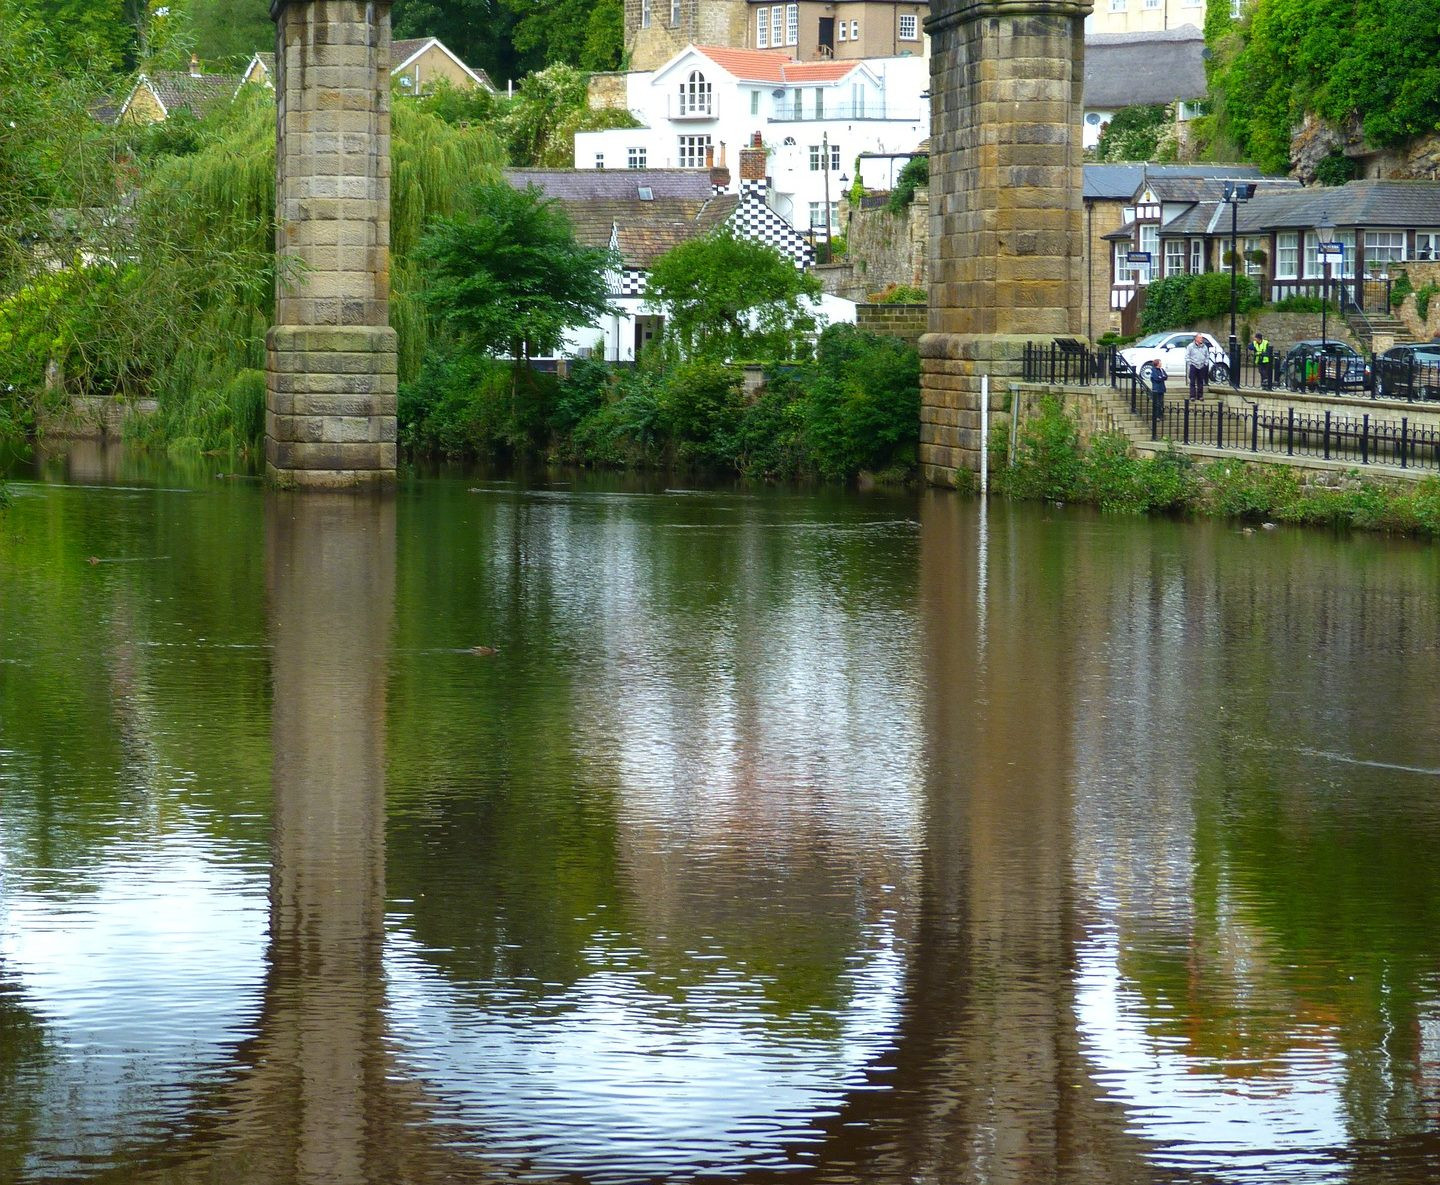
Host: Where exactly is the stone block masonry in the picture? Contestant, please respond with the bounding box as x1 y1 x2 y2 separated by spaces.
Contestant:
266 0 397 488
919 0 1092 485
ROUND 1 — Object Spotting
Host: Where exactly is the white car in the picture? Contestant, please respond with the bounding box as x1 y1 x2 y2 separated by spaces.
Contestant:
1118 331 1231 385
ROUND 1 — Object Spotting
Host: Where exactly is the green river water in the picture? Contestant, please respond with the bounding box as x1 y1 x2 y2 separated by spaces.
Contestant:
2 442 1439 1184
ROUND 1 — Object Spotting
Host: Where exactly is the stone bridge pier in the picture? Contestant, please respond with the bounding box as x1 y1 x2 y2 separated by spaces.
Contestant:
266 0 397 488
920 0 1092 484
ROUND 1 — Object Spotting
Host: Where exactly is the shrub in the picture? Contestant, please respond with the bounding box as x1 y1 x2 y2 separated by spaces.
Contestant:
658 359 745 469
1416 283 1439 321
872 284 926 304
1002 395 1085 502
887 155 929 213
802 324 919 481
1140 271 1262 332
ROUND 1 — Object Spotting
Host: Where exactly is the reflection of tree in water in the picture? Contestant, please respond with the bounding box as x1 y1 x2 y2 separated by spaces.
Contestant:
0 976 47 1183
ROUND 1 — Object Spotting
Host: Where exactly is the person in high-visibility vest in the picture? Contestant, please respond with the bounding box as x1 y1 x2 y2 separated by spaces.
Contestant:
1252 334 1273 389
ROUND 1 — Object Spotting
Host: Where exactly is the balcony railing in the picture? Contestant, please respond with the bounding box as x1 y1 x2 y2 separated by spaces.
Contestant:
668 95 715 120
768 103 918 122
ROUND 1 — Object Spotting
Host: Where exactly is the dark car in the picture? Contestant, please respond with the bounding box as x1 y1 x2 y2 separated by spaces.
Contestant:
1375 344 1440 401
1278 340 1371 394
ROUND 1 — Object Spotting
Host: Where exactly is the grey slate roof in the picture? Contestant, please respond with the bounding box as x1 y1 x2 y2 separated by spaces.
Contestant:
132 71 238 119
504 169 735 267
1083 25 1207 109
1083 163 1268 201
1156 179 1440 238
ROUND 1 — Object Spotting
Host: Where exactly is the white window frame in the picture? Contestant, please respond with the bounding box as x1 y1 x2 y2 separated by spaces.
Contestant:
750 89 760 115
771 5 783 46
1190 240 1203 273
850 19 859 38
641 0 651 28
1333 230 1356 279
1139 223 1159 269
1164 240 1185 276
594 152 604 169
1114 243 1140 285
1275 231 1298 279
1230 0 1241 15
838 21 847 41
1109 0 1125 12
677 134 711 168
757 9 769 47
1364 230 1406 271
671 0 681 23
1242 235 1265 276
678 69 711 116
787 3 799 44
1415 230 1440 261
899 13 918 39
627 146 647 169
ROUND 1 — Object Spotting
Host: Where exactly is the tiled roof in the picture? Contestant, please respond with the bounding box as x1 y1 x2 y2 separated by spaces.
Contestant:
687 46 860 85
129 71 238 120
504 170 739 267
1083 25 1207 108
392 38 432 64
1147 180 1440 237
1082 163 1270 201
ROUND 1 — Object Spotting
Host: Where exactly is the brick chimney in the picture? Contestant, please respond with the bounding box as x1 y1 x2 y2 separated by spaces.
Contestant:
738 131 767 200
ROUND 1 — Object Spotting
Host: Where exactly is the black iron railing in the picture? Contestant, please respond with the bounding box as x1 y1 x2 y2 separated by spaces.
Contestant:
1138 399 1440 471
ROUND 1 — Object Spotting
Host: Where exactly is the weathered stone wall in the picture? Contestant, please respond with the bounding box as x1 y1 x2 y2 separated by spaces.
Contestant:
588 72 629 111
625 0 748 71
857 302 928 342
843 189 928 298
920 0 1091 486
267 0 398 488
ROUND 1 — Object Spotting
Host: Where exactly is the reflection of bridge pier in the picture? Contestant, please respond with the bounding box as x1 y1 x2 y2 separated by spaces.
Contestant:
123 496 479 1184
783 497 1160 1184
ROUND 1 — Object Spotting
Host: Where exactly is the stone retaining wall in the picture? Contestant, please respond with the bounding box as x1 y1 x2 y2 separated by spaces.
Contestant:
857 303 928 342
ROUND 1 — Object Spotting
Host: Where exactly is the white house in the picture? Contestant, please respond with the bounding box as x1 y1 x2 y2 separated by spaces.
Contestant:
506 159 855 364
574 44 928 243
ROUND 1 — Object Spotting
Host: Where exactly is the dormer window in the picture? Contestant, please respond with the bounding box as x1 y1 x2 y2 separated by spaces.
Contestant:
679 69 712 116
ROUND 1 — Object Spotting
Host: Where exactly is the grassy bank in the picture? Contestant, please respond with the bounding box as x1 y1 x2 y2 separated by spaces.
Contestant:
996 396 1440 537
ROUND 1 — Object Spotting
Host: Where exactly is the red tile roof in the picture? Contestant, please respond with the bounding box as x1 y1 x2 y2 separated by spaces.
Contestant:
690 46 862 84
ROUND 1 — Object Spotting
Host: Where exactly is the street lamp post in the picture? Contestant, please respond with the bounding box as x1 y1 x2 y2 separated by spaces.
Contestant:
1315 212 1335 347
1223 181 1254 389
821 131 832 264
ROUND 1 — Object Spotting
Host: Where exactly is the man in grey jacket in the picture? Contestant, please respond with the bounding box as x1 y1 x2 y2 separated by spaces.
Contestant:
1185 335 1210 400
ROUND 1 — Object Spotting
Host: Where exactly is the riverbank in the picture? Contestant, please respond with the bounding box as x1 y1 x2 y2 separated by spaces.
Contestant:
996 395 1440 536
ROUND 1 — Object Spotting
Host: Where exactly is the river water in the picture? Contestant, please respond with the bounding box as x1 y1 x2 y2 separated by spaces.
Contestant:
2 444 1440 1185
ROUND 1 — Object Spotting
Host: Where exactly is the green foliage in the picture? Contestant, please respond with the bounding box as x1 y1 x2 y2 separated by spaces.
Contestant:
875 284 926 304
1083 435 1195 512
1140 270 1262 331
1093 104 1177 163
848 159 864 209
658 359 745 469
801 324 920 481
417 180 615 362
500 64 594 166
1313 149 1358 186
400 345 555 458
644 229 821 361
1269 293 1333 312
14 0 132 71
413 79 502 128
188 0 273 63
887 154 929 213
579 0 625 71
394 0 521 85
1209 0 1440 172
1001 396 1085 502
1416 283 1439 321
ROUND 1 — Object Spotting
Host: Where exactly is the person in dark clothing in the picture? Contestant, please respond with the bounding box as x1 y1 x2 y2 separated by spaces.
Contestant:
1149 359 1166 421
1184 334 1210 400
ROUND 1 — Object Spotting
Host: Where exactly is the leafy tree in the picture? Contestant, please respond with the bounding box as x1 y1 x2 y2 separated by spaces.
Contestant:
416 181 615 397
393 0 521 89
644 230 822 361
1093 104 1177 163
189 0 272 63
1208 0 1440 173
579 0 624 71
802 323 919 481
13 0 132 71
887 154 928 212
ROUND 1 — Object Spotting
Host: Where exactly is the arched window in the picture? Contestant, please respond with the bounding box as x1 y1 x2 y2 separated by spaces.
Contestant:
679 69 712 116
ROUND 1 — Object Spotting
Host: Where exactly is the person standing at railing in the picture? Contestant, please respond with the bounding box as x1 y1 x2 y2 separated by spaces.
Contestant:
1150 358 1167 420
1252 333 1273 390
1185 334 1210 400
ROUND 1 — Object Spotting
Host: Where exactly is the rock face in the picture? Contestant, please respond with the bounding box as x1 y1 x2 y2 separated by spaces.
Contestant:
1290 112 1440 183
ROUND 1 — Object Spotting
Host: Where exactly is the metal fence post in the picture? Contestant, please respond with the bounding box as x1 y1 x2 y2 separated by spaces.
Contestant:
1324 410 1332 460
1287 406 1294 456
1217 400 1224 449
1251 404 1259 452
1362 413 1370 465
1402 417 1409 468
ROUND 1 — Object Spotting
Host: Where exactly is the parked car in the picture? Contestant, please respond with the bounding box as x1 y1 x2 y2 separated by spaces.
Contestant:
1375 343 1440 400
1117 331 1230 386
1278 340 1371 393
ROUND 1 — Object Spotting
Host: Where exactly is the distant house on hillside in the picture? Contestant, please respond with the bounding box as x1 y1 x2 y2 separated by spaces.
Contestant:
505 155 850 362
1083 26 1208 150
114 56 238 124
238 37 495 96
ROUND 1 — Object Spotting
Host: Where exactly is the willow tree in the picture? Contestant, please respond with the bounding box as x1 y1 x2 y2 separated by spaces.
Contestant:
1 81 504 453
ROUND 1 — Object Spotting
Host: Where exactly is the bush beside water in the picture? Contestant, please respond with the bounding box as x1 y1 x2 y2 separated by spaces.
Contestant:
998 396 1440 535
399 324 921 484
